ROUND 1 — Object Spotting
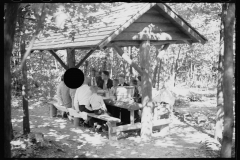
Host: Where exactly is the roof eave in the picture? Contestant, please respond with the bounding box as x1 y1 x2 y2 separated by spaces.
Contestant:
156 3 207 45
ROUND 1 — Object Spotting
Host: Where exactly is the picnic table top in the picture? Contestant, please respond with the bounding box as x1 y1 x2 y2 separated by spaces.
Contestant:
50 96 142 111
103 98 142 111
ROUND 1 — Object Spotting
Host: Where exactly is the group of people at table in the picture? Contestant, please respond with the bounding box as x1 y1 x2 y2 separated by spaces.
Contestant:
56 69 142 132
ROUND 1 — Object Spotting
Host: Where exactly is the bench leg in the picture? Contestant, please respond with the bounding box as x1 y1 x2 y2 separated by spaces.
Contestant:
106 122 117 141
50 104 57 117
159 124 170 136
74 117 80 127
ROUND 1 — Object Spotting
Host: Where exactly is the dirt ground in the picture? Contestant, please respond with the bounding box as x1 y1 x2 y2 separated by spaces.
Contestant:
10 88 234 158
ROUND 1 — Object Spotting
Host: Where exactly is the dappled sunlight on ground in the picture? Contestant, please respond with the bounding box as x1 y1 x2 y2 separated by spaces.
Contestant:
11 92 224 158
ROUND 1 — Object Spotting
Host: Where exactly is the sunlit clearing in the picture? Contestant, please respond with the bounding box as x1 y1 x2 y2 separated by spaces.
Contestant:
127 136 142 143
63 143 70 146
48 131 58 136
29 106 34 109
80 133 107 146
59 123 66 129
38 122 51 128
56 135 70 141
130 150 138 155
70 128 84 134
154 139 178 147
54 119 67 123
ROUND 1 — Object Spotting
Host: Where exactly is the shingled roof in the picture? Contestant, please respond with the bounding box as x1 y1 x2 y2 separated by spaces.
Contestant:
31 3 207 51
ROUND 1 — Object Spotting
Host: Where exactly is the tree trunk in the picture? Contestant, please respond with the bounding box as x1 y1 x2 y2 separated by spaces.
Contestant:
129 47 133 78
21 40 30 135
4 3 19 158
152 63 158 88
220 3 235 158
157 59 162 90
214 11 224 141
140 40 153 141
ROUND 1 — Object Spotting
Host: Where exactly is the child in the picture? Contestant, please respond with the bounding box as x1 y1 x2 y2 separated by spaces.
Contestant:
89 86 109 132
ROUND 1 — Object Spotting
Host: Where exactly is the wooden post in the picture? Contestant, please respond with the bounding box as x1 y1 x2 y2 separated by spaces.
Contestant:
67 48 75 68
75 50 95 69
49 50 69 70
74 117 80 127
107 122 117 141
139 40 153 141
21 40 30 135
50 104 57 117
130 111 135 124
112 44 142 75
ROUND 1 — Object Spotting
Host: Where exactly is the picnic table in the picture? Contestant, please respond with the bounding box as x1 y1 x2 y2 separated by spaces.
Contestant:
48 94 172 141
102 96 172 135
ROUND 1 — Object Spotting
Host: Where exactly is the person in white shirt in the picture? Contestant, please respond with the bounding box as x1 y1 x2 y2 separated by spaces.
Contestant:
89 86 109 132
74 76 93 113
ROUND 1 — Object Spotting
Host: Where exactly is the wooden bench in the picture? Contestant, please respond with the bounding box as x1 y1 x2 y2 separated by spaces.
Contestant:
48 99 69 117
49 98 171 140
68 108 121 140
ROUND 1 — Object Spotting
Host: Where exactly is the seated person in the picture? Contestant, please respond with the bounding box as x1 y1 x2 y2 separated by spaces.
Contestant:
130 79 141 123
89 86 110 132
56 75 72 118
96 71 104 88
107 78 121 118
110 79 119 96
99 71 113 90
118 74 131 124
137 76 142 97
118 74 129 86
74 76 95 127
130 79 141 103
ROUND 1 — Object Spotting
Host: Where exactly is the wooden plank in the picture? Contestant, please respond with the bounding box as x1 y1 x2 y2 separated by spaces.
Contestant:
114 31 191 41
52 103 68 112
88 113 121 122
135 13 171 23
156 3 207 44
49 50 69 70
112 119 171 133
32 40 101 50
98 3 156 49
130 110 135 125
107 40 179 47
112 44 143 75
124 22 179 32
34 31 113 46
145 8 161 14
104 99 143 111
75 50 95 68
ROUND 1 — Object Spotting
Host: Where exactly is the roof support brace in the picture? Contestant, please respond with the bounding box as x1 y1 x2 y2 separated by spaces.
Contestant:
75 49 95 69
112 44 143 75
48 50 69 70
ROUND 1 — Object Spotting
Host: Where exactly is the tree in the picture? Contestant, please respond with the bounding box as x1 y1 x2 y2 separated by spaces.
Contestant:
4 3 20 158
214 4 224 141
220 3 235 158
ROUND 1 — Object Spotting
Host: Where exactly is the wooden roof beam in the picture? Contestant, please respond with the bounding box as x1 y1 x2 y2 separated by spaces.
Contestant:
112 43 143 75
75 49 95 69
48 50 69 70
156 3 207 44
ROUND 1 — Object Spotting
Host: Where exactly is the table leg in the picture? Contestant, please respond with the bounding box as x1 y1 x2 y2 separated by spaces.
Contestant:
50 104 57 117
74 117 80 127
130 110 135 124
107 122 117 141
